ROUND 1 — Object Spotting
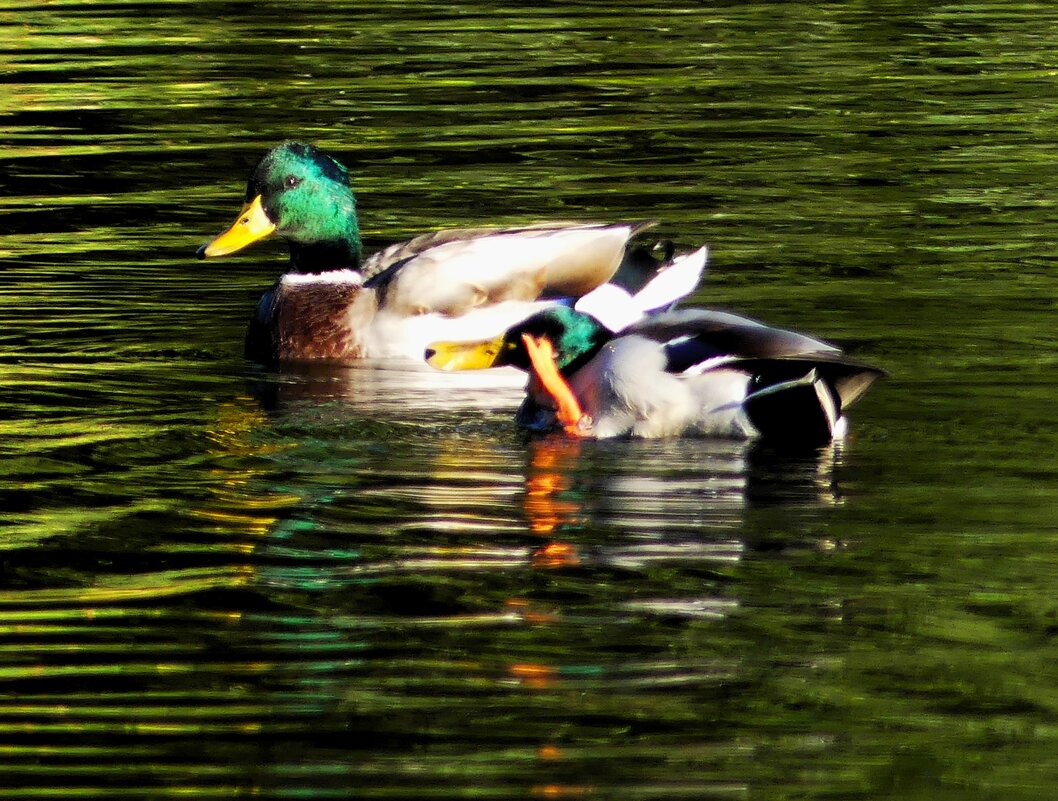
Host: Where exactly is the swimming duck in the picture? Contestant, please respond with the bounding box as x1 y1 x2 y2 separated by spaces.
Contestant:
197 142 682 365
425 298 884 446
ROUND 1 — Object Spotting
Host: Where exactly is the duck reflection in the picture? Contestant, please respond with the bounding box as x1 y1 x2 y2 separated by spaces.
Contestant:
520 434 846 549
524 438 585 569
247 360 528 414
193 371 860 800
207 364 852 575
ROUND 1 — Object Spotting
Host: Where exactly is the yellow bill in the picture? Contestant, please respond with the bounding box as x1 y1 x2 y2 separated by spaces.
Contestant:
425 337 507 371
197 194 277 259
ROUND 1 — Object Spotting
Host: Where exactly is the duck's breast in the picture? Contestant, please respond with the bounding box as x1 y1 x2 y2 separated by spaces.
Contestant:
272 271 375 361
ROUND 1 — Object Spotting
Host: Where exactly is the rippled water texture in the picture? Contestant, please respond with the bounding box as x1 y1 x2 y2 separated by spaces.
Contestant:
5 1 1058 798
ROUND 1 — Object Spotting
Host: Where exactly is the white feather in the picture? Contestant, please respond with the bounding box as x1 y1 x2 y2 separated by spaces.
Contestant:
630 246 708 313
574 284 641 332
680 355 741 377
574 246 708 333
280 269 363 286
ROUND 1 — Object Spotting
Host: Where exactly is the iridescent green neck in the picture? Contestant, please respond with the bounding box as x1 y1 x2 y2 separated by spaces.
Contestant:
517 307 611 374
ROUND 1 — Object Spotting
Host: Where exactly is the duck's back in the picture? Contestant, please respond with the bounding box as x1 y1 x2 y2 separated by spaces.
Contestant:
364 222 657 315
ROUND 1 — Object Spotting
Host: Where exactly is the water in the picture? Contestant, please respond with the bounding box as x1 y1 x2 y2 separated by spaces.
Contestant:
5 1 1058 797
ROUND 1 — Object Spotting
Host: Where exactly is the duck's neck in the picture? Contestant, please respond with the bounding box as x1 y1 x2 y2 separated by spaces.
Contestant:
287 238 363 274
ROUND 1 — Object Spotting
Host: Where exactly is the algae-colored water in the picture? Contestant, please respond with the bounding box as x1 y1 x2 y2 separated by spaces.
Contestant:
5 2 1058 797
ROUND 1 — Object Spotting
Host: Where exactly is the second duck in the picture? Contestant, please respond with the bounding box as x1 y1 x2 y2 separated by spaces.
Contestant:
426 299 884 447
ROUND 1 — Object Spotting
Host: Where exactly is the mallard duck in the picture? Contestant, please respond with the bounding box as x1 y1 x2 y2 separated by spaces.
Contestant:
425 298 884 446
197 141 686 365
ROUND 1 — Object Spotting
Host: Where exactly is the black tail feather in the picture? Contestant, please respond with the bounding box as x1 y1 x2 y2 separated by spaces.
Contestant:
744 369 841 449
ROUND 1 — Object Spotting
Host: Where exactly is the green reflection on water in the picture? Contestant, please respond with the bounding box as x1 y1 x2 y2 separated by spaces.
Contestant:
4 0 1058 799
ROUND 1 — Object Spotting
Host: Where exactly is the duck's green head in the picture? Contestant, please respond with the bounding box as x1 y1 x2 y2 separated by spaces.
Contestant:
426 307 611 373
197 142 362 271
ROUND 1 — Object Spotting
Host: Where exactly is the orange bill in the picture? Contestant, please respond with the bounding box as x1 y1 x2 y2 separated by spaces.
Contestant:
521 334 586 436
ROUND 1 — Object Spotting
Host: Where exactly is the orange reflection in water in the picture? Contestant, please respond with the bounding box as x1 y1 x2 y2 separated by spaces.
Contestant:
515 443 600 797
536 745 564 761
531 542 580 569
531 785 594 798
505 598 559 625
524 438 584 536
524 438 585 568
509 662 559 689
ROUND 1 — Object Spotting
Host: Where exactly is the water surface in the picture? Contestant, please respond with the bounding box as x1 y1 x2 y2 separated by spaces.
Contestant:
5 1 1058 798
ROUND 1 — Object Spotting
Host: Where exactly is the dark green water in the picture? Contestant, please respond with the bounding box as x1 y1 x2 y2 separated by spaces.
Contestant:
5 1 1058 798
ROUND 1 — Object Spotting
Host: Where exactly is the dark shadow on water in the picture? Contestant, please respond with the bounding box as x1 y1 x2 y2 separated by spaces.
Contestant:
743 439 846 508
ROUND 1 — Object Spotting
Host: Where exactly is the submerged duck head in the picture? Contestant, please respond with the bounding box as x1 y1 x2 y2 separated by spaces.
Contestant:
197 142 363 272
425 306 611 374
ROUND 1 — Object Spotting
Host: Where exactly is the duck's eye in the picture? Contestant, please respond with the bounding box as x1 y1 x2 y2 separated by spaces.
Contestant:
285 175 300 189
